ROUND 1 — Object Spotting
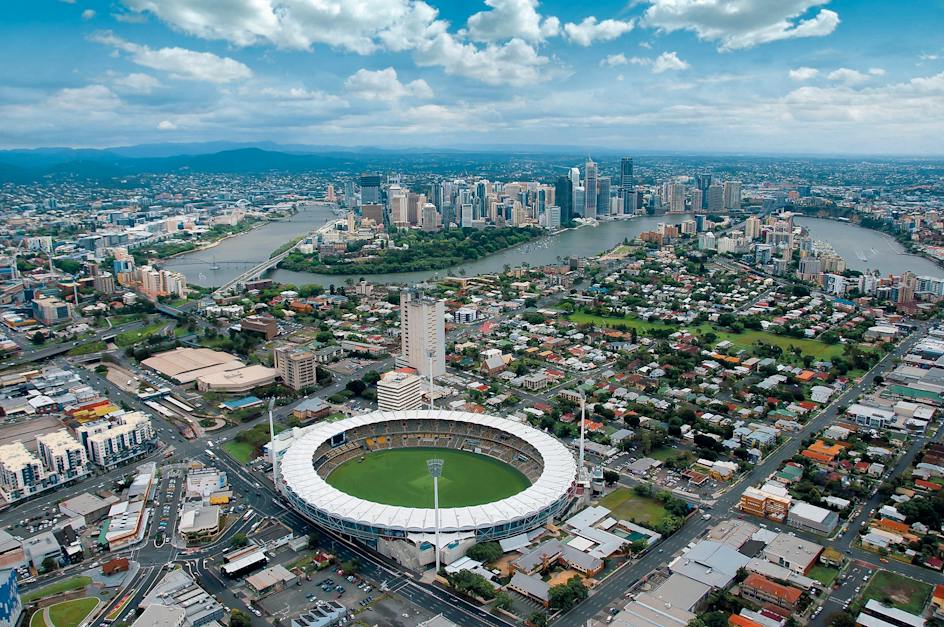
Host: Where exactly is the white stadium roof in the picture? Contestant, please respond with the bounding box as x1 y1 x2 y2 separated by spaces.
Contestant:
280 409 577 534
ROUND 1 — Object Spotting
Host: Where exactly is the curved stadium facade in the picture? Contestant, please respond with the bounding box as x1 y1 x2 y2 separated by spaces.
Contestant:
279 410 577 566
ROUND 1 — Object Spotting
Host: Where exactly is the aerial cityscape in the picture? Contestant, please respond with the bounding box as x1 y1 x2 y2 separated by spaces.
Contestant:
1 2 944 627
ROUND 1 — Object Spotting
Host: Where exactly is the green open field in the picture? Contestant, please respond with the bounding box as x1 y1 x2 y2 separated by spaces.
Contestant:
22 576 92 603
222 440 254 464
326 447 530 508
47 598 99 627
115 322 167 347
66 341 107 356
860 570 932 615
598 487 671 527
807 565 839 587
567 312 846 360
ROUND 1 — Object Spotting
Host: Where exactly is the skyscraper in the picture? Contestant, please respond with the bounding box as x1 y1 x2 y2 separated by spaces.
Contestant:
723 181 742 211
695 173 713 209
554 176 573 225
398 291 446 377
619 157 633 214
707 182 724 213
359 173 382 205
584 158 597 219
597 176 611 216
691 188 703 214
668 183 686 213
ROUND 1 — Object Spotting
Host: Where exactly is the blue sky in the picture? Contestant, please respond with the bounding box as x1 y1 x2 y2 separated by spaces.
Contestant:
1 0 942 154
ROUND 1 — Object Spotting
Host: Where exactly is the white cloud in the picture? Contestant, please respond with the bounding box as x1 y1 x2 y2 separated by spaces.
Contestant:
345 67 433 101
827 67 869 85
466 0 559 42
120 0 443 55
113 73 162 94
414 34 548 86
563 16 634 46
90 31 252 83
157 120 176 130
600 54 649 68
81 9 96 20
789 67 819 81
643 0 839 51
652 51 689 73
869 67 886 76
920 53 939 61
46 85 121 110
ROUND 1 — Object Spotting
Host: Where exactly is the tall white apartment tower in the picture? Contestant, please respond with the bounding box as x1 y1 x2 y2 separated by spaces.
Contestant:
398 290 446 377
583 158 598 219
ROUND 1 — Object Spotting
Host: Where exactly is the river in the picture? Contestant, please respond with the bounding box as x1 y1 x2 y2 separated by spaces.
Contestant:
166 211 943 289
796 217 943 278
166 209 698 288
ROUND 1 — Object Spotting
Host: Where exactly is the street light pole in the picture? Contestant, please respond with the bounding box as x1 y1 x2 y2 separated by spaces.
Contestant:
579 394 586 479
267 397 279 492
427 458 444 574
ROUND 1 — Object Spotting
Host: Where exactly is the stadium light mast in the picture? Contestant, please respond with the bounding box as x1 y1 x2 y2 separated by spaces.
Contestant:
427 458 444 574
268 397 279 492
427 348 435 410
578 394 587 478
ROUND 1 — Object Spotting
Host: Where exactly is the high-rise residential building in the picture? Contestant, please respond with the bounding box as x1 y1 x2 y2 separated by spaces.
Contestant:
421 203 440 231
398 291 446 378
723 181 742 211
583 158 597 219
597 176 611 216
93 272 116 295
343 180 355 206
695 173 713 209
668 183 686 213
0 442 46 502
554 176 573 224
546 205 561 229
377 370 423 412
691 188 703 214
568 166 580 212
273 346 318 391
75 412 155 468
707 183 724 213
745 216 762 240
359 173 382 205
460 203 474 226
574 187 586 217
36 430 88 481
619 157 633 206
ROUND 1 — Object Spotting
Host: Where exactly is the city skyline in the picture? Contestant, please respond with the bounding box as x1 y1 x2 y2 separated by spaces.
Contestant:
1 0 942 155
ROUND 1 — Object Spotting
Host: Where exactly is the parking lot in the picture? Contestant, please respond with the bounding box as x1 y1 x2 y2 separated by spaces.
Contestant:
256 564 435 626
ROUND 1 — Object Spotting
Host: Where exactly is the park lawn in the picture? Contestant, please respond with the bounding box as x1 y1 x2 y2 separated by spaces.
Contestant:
21 576 92 603
48 597 98 627
222 440 254 464
115 322 167 347
567 311 846 360
30 611 46 627
66 341 107 356
807 565 839 587
860 570 933 615
648 447 677 462
326 447 531 508
598 488 671 528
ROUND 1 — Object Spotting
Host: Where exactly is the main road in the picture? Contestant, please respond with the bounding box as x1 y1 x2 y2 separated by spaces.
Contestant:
557 321 929 626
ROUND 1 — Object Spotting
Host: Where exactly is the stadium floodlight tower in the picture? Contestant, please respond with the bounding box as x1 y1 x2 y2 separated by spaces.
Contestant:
427 458 444 573
578 394 588 484
427 348 435 409
267 397 279 492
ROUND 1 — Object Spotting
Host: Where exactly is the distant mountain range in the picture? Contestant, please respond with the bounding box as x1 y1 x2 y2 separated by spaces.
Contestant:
0 142 621 183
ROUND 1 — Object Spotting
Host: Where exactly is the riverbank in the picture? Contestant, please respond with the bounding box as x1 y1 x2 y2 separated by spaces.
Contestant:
161 219 267 260
796 216 944 277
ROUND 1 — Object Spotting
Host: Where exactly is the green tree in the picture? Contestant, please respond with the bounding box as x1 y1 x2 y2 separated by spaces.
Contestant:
466 542 503 564
603 469 620 485
230 610 252 627
31 331 46 345
528 612 548 627
493 591 513 611
549 576 588 612
231 533 248 548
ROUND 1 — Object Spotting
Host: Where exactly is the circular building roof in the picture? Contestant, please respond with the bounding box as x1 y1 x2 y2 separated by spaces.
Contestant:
279 409 577 534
